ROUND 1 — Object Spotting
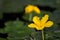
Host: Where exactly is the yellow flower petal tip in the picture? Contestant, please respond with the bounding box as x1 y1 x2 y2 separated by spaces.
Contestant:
28 14 54 30
28 23 36 28
33 6 40 14
25 4 40 14
45 21 54 27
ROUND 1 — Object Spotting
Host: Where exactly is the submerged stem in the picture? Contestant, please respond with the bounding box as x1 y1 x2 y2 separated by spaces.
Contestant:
42 30 44 40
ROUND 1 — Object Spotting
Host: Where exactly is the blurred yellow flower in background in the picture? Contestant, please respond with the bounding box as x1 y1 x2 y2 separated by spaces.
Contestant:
28 14 54 30
33 6 40 14
25 5 40 14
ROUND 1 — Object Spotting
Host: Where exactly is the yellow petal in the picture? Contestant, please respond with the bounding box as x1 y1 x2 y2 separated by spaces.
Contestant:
45 21 54 27
33 6 40 14
25 5 34 13
28 23 37 28
41 14 49 24
35 26 44 30
33 16 40 27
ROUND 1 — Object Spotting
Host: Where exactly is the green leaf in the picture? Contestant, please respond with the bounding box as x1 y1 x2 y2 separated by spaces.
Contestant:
4 19 35 40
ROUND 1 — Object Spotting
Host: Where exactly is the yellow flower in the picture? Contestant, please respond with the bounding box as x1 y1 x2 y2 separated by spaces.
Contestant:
25 5 40 14
28 14 54 30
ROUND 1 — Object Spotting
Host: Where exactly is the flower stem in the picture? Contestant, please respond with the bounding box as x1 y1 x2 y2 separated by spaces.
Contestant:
42 30 44 40
29 13 32 21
